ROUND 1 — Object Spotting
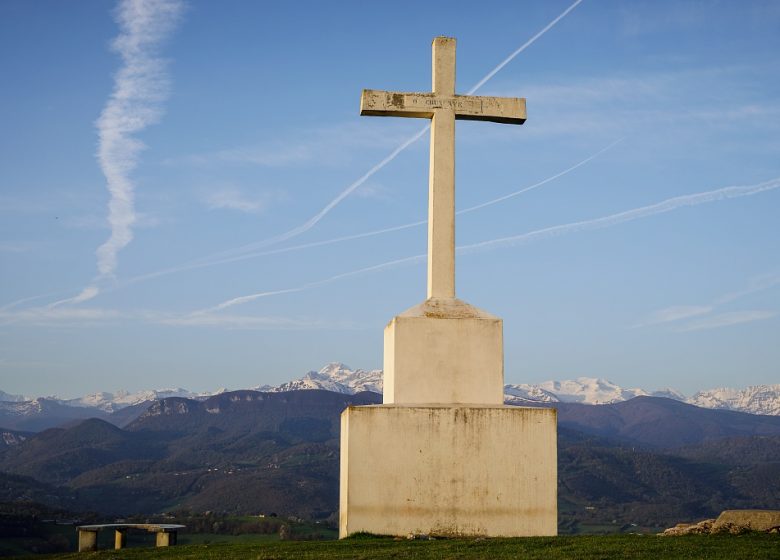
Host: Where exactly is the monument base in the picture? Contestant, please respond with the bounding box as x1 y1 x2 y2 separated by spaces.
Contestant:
384 298 504 405
339 405 557 538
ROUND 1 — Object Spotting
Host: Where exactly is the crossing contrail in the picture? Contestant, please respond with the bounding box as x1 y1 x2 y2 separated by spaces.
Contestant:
465 0 583 95
51 0 184 308
197 254 427 314
202 176 780 313
184 0 586 264
457 177 780 254
123 138 619 287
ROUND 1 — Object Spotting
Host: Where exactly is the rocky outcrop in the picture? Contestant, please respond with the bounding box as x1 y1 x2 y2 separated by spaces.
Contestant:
661 509 780 535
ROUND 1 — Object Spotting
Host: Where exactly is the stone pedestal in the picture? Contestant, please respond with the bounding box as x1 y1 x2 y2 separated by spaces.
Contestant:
343 36 550 540
383 299 504 405
340 404 557 537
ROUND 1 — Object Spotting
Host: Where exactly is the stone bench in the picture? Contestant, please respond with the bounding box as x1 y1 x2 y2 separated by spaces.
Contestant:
77 523 185 552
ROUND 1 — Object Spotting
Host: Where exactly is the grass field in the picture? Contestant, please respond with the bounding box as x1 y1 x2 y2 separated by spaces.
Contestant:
28 534 780 560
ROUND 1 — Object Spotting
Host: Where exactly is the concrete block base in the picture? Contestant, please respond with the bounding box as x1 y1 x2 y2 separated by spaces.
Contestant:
339 405 557 538
384 298 504 405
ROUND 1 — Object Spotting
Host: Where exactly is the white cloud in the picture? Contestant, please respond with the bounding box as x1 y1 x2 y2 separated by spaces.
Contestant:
674 310 776 332
493 66 780 141
637 271 780 331
353 182 392 201
633 305 713 328
0 305 121 327
94 0 184 280
0 304 343 331
46 287 102 309
63 212 162 230
202 187 274 214
714 272 780 305
159 313 336 330
165 122 413 169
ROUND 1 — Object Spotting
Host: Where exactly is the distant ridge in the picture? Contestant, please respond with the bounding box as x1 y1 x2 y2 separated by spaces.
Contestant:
253 363 383 395
1 389 779 523
1 364 779 433
262 364 780 417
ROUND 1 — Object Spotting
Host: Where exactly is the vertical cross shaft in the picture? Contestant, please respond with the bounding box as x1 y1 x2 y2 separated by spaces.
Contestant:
428 37 456 299
358 37 525 300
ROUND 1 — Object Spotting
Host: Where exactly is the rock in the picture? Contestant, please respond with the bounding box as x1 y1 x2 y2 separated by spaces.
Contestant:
712 510 780 533
660 519 715 536
662 510 780 536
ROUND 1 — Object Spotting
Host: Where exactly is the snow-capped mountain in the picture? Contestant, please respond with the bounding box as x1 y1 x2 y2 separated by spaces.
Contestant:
255 363 383 395
2 364 778 426
0 388 226 416
503 378 686 405
0 390 28 403
257 365 778 416
59 388 226 413
688 385 780 416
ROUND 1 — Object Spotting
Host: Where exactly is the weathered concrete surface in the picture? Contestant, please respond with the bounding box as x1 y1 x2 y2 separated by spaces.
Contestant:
713 510 780 532
359 37 525 299
343 36 549 541
76 524 184 551
340 405 557 538
77 529 97 552
156 531 176 547
360 90 526 124
114 528 127 550
383 298 503 405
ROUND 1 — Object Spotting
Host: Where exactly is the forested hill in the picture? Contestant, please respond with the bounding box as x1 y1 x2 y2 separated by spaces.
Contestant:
1 390 779 530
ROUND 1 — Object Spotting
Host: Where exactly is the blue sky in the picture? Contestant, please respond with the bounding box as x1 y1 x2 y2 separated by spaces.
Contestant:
1 0 778 398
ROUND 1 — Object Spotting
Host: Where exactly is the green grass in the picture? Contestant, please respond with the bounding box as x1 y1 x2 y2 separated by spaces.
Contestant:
28 534 780 560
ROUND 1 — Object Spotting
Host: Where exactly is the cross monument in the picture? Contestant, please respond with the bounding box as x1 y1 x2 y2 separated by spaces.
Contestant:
340 37 557 538
360 36 526 300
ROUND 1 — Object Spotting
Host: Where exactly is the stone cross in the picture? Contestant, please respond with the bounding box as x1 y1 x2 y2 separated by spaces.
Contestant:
360 36 526 299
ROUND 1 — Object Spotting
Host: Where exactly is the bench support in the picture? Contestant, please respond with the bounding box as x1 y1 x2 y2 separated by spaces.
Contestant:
77 529 98 552
114 528 127 549
156 531 177 547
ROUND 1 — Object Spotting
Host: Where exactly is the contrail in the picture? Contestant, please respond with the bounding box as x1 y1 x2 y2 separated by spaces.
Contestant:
54 0 183 307
457 177 780 254
47 286 100 309
458 138 622 214
185 0 586 264
198 287 307 314
202 176 780 313
197 254 427 314
0 292 60 312
465 0 584 95
123 138 619 287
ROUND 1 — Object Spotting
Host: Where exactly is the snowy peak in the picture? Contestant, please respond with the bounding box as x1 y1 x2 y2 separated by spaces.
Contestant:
60 387 223 412
2 365 779 422
504 378 777 415
256 363 383 395
540 377 649 404
688 385 780 416
504 377 654 405
0 390 28 403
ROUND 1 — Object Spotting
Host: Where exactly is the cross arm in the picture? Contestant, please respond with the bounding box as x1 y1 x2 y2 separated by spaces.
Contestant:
360 89 526 125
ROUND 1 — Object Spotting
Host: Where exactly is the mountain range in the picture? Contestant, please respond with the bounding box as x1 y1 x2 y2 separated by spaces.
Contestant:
1 388 779 532
1 363 779 433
